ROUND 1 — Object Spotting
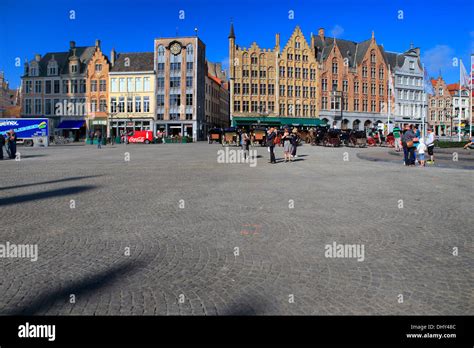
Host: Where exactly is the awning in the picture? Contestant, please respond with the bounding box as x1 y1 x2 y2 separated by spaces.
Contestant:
57 120 85 129
232 116 326 127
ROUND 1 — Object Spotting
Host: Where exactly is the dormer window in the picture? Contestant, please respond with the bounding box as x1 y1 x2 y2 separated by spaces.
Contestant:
71 64 78 73
47 62 58 76
409 61 415 69
30 67 37 76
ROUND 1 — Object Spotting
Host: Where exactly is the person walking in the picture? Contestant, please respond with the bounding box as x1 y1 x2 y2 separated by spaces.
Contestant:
416 138 427 167
425 128 436 163
413 125 420 163
281 128 292 162
266 127 276 164
7 129 17 159
241 129 250 159
392 125 402 152
95 130 102 149
401 124 416 166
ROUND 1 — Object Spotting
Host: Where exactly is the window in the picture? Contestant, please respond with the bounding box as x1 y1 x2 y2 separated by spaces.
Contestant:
135 96 142 112
279 103 285 115
379 84 384 96
288 67 293 78
242 101 249 112
25 81 32 93
25 99 32 114
260 69 266 78
48 64 57 76
54 80 60 94
157 63 165 72
157 94 164 106
45 99 52 115
279 85 285 96
251 83 258 95
186 62 193 71
91 80 97 92
170 77 180 88
99 99 106 112
45 80 52 94
34 99 42 114
370 50 376 64
371 83 376 96
260 84 266 95
322 97 328 110
409 61 415 69
251 101 258 112
251 54 258 65
268 101 274 112
135 77 142 91
332 59 338 74
379 67 384 80
169 94 180 106
342 80 348 92
234 83 241 95
111 97 117 113
95 63 102 72
91 99 97 112
287 85 293 97
144 77 150 91
99 79 106 92
310 87 316 98
186 76 192 88
242 69 249 77
295 68 301 79
354 99 359 111
279 66 285 78
268 84 274 95
127 97 133 112
80 79 86 93
118 97 125 112
332 79 338 91
303 68 308 79
170 62 181 71
71 80 78 93
243 83 249 95
251 70 258 78
371 100 376 112
362 82 368 94
287 104 293 115
143 97 150 112
111 78 117 92
127 78 134 92
362 99 368 111
322 79 327 91
119 78 125 92
234 100 240 112
362 66 368 77
310 69 316 80
303 86 308 98
186 94 193 106
35 81 42 93
71 64 78 73
295 86 300 97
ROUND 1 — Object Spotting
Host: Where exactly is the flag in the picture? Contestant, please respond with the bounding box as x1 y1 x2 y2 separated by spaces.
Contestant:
388 65 394 94
470 54 474 89
423 66 434 95
460 60 470 88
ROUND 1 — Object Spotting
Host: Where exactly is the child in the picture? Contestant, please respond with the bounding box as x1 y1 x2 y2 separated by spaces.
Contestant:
417 138 427 167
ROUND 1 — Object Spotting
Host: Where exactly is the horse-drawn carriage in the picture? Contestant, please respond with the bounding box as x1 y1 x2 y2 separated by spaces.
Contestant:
251 127 267 147
208 128 223 144
323 128 342 147
222 127 239 146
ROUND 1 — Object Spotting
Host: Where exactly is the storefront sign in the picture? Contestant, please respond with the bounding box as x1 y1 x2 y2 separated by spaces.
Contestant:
91 120 107 125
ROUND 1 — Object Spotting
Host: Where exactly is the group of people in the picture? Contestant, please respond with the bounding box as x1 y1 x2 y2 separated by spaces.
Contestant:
396 124 435 167
0 129 17 160
264 127 299 164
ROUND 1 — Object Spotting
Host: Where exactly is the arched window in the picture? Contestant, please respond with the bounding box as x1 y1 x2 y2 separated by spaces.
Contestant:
332 58 338 74
268 66 274 79
378 65 384 79
251 53 258 65
295 37 300 49
370 50 376 64
259 53 265 65
242 52 249 64
157 45 165 63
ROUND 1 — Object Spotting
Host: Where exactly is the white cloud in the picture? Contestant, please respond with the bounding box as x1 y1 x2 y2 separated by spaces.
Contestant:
422 45 455 76
330 25 344 38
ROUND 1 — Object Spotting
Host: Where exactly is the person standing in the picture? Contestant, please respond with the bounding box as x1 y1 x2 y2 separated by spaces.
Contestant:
425 128 436 164
95 130 102 149
7 129 17 159
392 125 401 152
416 138 427 167
266 127 276 164
281 128 292 162
291 128 299 158
0 134 5 160
401 125 415 166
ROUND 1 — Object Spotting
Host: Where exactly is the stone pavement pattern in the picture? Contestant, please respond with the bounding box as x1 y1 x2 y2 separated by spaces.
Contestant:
0 143 472 315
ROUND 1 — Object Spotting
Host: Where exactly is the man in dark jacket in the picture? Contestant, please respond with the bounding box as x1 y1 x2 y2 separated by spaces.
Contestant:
401 125 416 166
266 127 276 164
8 129 17 159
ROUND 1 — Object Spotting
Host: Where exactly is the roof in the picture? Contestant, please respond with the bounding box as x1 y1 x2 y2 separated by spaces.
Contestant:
207 73 222 85
110 52 154 72
25 46 96 77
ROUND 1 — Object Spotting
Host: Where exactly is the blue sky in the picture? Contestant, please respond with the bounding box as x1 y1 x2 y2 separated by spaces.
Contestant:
1 0 472 88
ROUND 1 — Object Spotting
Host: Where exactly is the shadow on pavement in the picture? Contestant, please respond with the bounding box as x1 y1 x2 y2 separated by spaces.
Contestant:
0 175 103 191
0 185 98 206
3 260 146 315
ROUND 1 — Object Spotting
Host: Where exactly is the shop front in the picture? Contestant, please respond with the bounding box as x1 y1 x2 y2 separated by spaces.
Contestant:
155 121 197 142
109 118 153 140
56 118 86 141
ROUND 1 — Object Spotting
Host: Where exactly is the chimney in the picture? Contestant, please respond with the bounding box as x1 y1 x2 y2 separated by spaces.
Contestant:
275 33 280 47
110 48 116 66
24 59 29 75
318 28 325 40
70 41 76 49
35 54 41 62
95 39 101 48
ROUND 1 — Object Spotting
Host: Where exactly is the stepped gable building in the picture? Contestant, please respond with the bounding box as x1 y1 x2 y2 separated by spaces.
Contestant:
85 40 111 136
447 82 471 135
108 51 156 138
314 29 390 130
229 24 321 128
21 40 96 139
385 44 426 126
428 75 452 135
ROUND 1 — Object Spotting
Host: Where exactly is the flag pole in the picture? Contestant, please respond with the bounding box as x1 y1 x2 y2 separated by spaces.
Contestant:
470 54 473 138
422 63 425 138
388 64 391 131
459 59 462 141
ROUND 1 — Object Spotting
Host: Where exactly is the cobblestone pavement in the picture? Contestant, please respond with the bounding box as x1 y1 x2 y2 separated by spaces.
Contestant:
0 143 472 315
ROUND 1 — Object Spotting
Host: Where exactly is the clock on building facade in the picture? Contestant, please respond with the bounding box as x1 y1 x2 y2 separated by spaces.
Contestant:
170 42 181 55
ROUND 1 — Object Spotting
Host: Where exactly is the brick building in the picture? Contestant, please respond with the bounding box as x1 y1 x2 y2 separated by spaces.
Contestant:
205 61 230 130
428 76 452 136
0 71 21 117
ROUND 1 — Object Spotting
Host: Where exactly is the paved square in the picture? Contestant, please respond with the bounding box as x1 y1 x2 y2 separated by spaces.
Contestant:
0 143 472 315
